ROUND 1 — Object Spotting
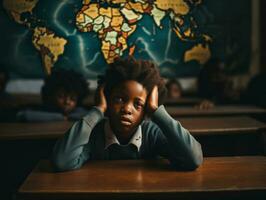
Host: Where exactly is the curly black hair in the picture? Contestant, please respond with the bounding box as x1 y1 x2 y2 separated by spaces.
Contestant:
41 69 90 107
98 57 167 105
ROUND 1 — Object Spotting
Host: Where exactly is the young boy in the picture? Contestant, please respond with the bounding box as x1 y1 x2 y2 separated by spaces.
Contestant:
52 57 203 171
17 69 90 122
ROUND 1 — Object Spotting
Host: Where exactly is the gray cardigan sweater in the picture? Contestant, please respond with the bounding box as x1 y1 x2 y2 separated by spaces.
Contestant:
52 106 203 171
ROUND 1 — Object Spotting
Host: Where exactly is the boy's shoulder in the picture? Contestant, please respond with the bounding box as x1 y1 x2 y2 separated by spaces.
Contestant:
141 119 160 133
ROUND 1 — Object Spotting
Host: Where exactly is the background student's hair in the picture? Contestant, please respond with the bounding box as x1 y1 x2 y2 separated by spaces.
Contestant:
41 68 90 107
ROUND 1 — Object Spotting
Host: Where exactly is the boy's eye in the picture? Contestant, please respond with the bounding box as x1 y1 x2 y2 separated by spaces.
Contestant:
134 101 144 109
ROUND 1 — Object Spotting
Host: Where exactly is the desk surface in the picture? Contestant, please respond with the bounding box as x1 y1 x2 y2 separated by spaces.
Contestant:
166 105 266 117
0 121 73 140
164 97 202 105
18 156 266 200
1 116 266 140
179 116 266 136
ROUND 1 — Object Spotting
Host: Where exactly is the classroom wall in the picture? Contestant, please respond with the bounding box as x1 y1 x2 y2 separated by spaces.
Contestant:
260 0 266 72
0 0 255 82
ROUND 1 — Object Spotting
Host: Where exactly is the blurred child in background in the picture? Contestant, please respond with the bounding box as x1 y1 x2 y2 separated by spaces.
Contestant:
196 58 239 109
166 79 183 99
17 69 90 122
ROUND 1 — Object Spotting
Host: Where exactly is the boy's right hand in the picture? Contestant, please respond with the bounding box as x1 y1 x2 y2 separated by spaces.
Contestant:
95 85 107 113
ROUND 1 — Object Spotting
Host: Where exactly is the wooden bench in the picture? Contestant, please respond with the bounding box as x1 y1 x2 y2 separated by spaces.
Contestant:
18 156 266 200
166 105 266 117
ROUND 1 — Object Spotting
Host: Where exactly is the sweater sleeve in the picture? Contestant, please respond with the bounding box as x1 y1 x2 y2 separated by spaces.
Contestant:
151 105 203 170
52 107 104 171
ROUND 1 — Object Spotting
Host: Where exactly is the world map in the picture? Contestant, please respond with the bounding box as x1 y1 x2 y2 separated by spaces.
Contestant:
0 0 251 78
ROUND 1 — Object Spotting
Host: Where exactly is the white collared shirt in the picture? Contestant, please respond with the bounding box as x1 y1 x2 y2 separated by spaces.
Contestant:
104 119 142 151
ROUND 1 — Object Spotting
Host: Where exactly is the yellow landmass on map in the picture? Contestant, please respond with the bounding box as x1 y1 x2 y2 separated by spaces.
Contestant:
184 44 211 65
3 0 38 25
99 7 112 18
107 0 127 4
83 4 99 19
32 27 67 75
111 15 124 28
127 2 147 14
155 0 189 15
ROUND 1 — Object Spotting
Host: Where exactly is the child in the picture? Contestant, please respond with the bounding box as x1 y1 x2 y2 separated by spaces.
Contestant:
52 57 203 171
196 58 237 109
17 69 90 122
166 78 183 99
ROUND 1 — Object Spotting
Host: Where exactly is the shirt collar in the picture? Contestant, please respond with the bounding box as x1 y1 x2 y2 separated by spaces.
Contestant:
104 119 142 151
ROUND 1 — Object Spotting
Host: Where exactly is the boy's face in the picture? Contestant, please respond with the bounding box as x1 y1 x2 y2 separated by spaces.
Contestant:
54 90 78 114
168 84 181 99
108 80 147 142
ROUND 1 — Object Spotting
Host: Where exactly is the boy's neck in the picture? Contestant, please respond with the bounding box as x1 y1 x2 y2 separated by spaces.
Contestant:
116 137 130 145
114 127 138 145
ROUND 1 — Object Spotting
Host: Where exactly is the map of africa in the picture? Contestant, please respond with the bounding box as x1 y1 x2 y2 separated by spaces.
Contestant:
0 0 251 78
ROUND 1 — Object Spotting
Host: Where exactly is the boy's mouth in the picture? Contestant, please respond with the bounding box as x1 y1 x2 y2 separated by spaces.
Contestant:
120 116 132 125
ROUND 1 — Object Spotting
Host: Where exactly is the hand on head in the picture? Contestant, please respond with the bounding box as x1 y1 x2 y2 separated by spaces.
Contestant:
146 85 159 115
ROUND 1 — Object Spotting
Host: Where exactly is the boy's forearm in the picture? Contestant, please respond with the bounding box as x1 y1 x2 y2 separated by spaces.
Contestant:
52 107 104 171
151 105 203 169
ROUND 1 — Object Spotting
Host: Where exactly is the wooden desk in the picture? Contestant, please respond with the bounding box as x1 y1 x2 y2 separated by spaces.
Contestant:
166 105 266 117
1 116 265 155
0 116 265 139
0 121 72 140
179 116 266 155
18 157 266 200
179 116 266 136
164 97 202 106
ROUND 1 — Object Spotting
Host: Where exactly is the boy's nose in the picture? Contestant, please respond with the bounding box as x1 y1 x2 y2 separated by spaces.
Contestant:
121 103 132 114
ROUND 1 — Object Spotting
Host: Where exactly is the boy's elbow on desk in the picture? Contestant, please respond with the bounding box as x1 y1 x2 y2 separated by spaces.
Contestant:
51 154 82 172
189 153 203 170
187 147 203 170
171 144 203 171
171 155 203 171
186 144 203 170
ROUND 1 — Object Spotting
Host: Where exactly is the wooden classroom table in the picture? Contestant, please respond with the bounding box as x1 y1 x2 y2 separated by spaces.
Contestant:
0 121 73 140
178 116 266 136
18 156 266 200
0 116 265 140
164 97 202 105
166 105 266 117
178 116 266 155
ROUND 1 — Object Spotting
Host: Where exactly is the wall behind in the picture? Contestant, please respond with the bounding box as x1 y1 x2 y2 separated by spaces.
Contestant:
0 0 252 80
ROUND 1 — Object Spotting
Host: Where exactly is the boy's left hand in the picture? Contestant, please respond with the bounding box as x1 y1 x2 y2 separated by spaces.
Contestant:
146 85 158 115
